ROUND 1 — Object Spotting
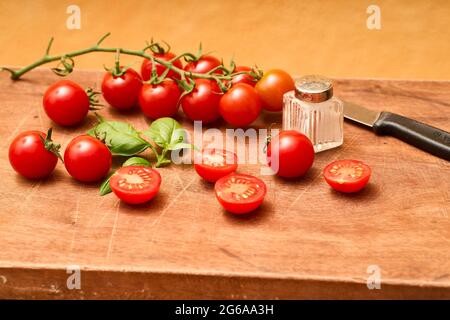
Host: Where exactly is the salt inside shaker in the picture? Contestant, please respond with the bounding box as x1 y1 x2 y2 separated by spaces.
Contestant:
282 75 344 152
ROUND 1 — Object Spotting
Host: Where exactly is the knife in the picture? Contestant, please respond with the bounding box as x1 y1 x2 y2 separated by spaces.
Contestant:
344 101 450 161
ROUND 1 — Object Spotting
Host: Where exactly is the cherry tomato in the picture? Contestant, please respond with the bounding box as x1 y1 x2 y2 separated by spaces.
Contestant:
43 80 90 126
231 66 256 87
110 166 161 204
194 148 238 182
323 160 371 193
215 174 267 214
180 79 222 124
141 52 183 81
101 67 142 110
267 130 314 178
9 131 58 179
64 135 112 182
139 80 181 119
184 55 222 74
219 83 261 127
255 69 295 112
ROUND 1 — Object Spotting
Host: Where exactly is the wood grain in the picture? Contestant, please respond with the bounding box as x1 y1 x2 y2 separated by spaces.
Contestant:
0 69 449 299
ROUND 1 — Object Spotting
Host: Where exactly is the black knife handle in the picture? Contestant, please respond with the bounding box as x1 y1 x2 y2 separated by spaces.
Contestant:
372 112 450 161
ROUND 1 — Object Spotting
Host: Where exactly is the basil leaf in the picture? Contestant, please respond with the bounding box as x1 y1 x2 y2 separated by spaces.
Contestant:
98 157 151 196
122 156 151 167
89 120 149 156
168 142 195 151
143 117 186 149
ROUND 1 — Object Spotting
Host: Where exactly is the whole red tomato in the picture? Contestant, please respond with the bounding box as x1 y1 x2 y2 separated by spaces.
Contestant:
43 80 90 126
219 83 261 127
267 130 314 178
139 80 181 119
180 79 222 124
9 130 59 179
184 55 222 74
231 66 257 87
255 69 295 112
102 68 142 110
141 52 183 81
64 135 112 182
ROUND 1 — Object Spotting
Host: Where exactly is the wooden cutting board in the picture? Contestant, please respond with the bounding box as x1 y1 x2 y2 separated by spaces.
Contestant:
0 69 449 299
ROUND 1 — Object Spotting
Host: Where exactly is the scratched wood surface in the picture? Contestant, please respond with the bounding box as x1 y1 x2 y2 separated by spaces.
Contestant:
0 69 449 299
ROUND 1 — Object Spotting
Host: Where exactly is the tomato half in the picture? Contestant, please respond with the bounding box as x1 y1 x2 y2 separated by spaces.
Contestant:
180 79 222 124
110 166 162 204
219 83 261 127
43 80 90 126
139 80 181 119
323 160 371 193
215 174 267 214
184 55 222 74
194 148 238 182
9 131 58 179
141 52 183 81
64 135 112 182
102 67 142 110
231 66 257 87
255 69 295 112
267 130 314 178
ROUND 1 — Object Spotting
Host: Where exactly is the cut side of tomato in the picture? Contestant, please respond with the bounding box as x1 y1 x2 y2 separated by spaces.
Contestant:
215 174 266 214
323 160 371 193
194 148 238 182
110 166 161 204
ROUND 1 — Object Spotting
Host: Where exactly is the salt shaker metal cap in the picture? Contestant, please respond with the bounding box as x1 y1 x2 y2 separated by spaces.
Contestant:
295 75 333 103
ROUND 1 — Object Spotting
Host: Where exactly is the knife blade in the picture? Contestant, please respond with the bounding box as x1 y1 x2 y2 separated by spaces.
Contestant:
343 101 450 161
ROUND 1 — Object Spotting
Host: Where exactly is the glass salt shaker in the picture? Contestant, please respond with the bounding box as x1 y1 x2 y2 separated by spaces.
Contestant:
282 75 344 152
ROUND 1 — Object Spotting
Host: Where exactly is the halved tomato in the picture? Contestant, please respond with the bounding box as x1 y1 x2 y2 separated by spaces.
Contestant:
110 166 161 204
323 160 371 193
214 173 266 214
194 148 238 182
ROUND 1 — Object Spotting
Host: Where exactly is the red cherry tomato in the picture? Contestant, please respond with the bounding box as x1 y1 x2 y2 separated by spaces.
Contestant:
180 79 222 123
141 52 183 81
43 80 90 126
64 135 112 182
215 174 267 214
194 148 238 182
267 130 314 178
255 69 295 112
101 68 142 110
231 66 257 87
110 166 161 204
219 83 261 127
323 160 371 193
139 80 181 119
9 131 58 179
184 55 222 74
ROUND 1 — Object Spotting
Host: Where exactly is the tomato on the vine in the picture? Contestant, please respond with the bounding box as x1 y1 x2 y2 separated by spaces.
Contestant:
323 160 371 193
194 148 238 182
180 79 222 124
110 166 161 204
215 173 267 214
267 130 314 178
139 80 181 119
101 67 142 110
231 66 257 87
184 55 222 74
9 130 60 179
64 135 112 182
43 80 90 126
219 83 261 127
141 51 183 81
255 69 295 112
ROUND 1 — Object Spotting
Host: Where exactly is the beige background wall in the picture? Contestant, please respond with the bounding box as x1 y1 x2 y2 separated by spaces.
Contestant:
0 0 449 80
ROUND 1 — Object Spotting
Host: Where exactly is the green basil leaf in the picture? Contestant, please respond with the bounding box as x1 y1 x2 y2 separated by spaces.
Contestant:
122 156 151 167
99 173 113 196
143 117 186 149
89 120 149 156
168 142 196 151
